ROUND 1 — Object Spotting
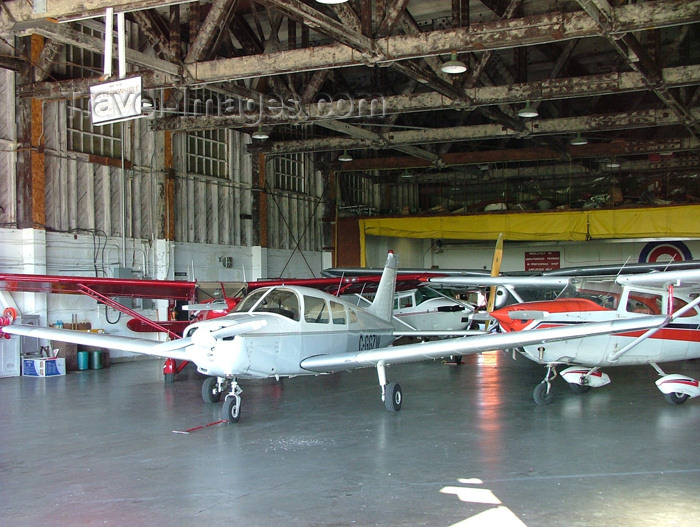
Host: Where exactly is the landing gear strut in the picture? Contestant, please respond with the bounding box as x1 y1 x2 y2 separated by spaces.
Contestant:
377 361 402 412
533 365 557 405
222 379 242 423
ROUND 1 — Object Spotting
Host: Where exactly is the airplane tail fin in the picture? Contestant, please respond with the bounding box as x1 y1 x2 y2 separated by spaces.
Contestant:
365 251 398 322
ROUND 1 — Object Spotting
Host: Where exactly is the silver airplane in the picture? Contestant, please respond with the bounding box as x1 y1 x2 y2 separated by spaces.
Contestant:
3 252 666 423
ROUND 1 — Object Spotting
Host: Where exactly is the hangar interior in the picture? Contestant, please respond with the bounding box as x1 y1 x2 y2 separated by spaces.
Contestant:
0 0 699 525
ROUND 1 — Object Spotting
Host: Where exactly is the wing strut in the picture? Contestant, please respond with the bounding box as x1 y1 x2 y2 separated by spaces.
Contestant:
77 284 182 340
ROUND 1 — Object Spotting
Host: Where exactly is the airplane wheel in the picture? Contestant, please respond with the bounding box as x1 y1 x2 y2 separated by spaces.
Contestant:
223 396 241 423
164 373 174 384
202 377 222 403
452 355 463 365
568 382 590 394
533 382 553 405
384 383 402 411
664 392 689 405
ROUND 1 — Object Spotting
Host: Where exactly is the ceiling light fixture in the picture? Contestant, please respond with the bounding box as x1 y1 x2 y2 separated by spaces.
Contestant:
338 150 353 162
605 158 621 168
251 126 269 140
517 101 538 118
441 52 467 74
315 0 348 4
570 133 588 146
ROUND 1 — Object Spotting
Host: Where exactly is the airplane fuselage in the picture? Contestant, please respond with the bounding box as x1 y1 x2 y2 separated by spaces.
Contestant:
183 290 396 379
493 296 700 368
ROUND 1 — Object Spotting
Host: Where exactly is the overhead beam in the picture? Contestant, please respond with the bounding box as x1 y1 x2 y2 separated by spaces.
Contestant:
251 107 700 155
254 0 376 56
184 0 240 63
146 64 700 131
21 19 181 76
575 0 699 137
335 137 700 172
1 0 197 30
181 1 700 83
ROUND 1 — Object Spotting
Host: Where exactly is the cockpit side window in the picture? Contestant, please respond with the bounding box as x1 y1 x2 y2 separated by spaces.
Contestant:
304 295 329 324
330 301 346 325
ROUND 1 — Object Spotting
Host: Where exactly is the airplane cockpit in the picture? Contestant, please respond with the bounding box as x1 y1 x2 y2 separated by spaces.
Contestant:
233 286 358 326
235 287 301 320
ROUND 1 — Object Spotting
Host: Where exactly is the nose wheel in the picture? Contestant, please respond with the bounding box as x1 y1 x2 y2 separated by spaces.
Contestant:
533 365 557 405
222 379 242 423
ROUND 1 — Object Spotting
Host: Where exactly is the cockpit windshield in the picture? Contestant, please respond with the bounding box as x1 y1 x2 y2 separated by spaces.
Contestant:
234 288 300 320
557 278 623 310
413 286 443 305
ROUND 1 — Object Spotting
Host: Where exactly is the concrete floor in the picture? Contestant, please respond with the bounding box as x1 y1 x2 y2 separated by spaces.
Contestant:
2 352 700 527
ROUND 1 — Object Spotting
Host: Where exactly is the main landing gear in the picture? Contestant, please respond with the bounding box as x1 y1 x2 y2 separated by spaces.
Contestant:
377 361 403 412
201 376 242 423
533 363 700 406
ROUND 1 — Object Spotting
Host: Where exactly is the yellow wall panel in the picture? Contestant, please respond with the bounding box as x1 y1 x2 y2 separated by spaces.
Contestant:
588 205 700 238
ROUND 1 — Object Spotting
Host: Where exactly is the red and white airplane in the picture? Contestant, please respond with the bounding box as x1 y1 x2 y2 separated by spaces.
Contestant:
432 269 700 405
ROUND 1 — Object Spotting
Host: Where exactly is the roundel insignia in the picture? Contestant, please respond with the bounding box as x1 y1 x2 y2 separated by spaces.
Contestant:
638 241 692 263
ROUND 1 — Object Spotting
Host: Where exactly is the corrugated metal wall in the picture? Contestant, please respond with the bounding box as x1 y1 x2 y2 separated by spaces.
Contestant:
0 43 16 226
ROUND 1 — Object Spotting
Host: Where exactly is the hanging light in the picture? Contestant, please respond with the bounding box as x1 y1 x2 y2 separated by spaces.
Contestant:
605 158 621 168
441 52 467 74
316 0 348 4
570 133 588 146
251 126 269 140
338 150 353 162
517 101 538 118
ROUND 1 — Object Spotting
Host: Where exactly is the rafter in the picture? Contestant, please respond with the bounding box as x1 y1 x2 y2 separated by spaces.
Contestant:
180 1 700 84
184 0 240 63
145 64 700 132
251 107 700 155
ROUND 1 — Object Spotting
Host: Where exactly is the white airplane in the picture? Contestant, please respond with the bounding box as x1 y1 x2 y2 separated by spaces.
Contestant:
346 285 475 333
2 253 674 423
431 270 700 405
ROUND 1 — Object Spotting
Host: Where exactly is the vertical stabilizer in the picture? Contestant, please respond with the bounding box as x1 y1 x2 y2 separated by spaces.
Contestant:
366 251 398 322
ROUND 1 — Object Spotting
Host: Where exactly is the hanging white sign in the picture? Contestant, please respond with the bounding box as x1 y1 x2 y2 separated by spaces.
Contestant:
89 76 144 126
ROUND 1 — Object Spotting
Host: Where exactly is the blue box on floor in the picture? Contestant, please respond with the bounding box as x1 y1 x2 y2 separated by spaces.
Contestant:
22 358 66 377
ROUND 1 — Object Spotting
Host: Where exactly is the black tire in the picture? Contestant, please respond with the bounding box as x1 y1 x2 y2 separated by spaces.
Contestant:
164 373 174 384
664 392 689 405
568 382 591 394
384 383 403 411
533 382 553 405
223 396 241 423
202 377 222 403
452 355 463 365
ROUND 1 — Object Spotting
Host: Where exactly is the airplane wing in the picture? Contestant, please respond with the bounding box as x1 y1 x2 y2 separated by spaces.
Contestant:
300 315 667 372
0 273 196 300
616 269 700 289
3 318 268 360
248 273 439 296
2 325 191 360
428 276 572 287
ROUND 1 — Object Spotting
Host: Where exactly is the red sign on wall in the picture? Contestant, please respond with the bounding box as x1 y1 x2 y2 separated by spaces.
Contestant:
525 251 561 271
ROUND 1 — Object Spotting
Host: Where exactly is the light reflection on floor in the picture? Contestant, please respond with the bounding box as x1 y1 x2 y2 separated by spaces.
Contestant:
441 478 528 526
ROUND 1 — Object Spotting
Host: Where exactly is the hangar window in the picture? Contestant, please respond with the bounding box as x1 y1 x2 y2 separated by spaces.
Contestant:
186 128 228 179
65 25 123 159
274 153 305 193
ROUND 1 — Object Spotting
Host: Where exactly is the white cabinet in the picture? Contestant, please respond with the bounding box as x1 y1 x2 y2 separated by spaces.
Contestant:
0 315 40 378
0 336 20 377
